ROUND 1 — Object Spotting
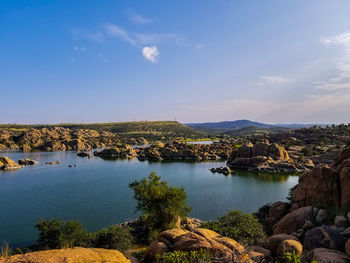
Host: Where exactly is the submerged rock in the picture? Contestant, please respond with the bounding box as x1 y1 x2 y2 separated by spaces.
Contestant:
18 159 39 165
45 161 61 165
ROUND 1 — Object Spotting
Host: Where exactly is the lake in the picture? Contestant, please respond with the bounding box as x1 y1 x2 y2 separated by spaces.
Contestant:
0 150 298 247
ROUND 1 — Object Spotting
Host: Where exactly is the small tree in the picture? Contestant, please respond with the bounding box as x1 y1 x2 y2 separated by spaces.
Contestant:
35 218 88 249
129 172 191 241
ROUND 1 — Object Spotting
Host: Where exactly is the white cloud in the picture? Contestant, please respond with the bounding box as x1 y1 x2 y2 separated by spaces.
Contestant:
103 23 185 48
126 10 153 25
316 32 350 91
142 46 159 63
74 46 86 51
195 44 204 49
104 24 137 46
258 75 292 85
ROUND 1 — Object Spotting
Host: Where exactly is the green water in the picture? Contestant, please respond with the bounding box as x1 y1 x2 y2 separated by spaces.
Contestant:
0 151 298 246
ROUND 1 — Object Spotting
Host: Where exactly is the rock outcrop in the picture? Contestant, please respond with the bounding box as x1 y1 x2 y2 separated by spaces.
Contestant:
0 247 130 263
136 141 234 162
226 141 313 172
291 146 350 209
0 127 118 152
0 156 22 170
18 159 39 165
145 228 252 262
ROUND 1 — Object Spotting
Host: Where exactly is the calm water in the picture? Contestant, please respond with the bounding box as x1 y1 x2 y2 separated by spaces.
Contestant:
0 151 298 246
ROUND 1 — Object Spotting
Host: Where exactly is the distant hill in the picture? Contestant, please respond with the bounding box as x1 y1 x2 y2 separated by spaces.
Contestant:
186 120 274 130
0 121 207 141
185 120 330 136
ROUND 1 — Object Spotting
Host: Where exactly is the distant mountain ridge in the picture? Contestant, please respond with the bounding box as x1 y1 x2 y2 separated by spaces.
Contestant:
186 120 274 130
185 120 329 136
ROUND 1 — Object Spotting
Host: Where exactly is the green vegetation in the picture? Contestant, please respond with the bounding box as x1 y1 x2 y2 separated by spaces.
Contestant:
93 225 133 251
34 218 133 251
284 251 317 263
0 242 11 258
129 172 191 242
35 218 88 249
201 210 265 246
0 121 207 142
156 249 211 263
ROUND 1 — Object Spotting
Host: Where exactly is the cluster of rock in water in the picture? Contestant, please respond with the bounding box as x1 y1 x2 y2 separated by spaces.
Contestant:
2 144 350 262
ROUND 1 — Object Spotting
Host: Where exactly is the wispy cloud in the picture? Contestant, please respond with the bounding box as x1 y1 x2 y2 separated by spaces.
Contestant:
258 75 292 85
142 46 159 63
103 23 185 48
104 23 137 46
74 46 86 52
71 29 104 43
316 32 350 90
126 9 153 25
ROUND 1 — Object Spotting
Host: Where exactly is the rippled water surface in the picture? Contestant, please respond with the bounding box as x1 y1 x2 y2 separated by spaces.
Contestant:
0 150 298 246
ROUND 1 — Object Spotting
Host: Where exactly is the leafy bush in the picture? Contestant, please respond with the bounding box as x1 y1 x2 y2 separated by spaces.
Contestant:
156 249 211 263
302 147 313 156
129 172 191 242
35 219 133 251
35 218 89 249
93 225 133 251
201 210 265 246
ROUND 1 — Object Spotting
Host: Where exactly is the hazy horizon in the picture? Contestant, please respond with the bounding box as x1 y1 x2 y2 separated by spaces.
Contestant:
2 1 350 124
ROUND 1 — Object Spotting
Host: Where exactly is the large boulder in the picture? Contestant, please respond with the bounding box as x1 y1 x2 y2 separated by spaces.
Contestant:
291 147 350 209
276 239 303 257
273 206 317 235
0 247 130 263
303 226 345 251
261 234 299 255
0 156 22 170
145 228 252 262
308 248 350 263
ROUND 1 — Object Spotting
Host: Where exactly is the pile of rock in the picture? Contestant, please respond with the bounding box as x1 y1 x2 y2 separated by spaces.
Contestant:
145 228 252 262
210 166 233 175
136 141 234 162
18 159 39 165
0 127 119 152
0 156 22 170
94 145 137 159
291 146 350 209
226 141 314 172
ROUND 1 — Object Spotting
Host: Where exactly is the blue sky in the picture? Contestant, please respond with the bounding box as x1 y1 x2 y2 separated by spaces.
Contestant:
1 0 350 124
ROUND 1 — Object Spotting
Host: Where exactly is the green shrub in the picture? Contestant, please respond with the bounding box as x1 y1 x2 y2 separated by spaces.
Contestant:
156 249 211 263
301 147 313 156
0 242 12 258
201 210 265 246
129 172 191 242
93 225 133 251
35 218 89 249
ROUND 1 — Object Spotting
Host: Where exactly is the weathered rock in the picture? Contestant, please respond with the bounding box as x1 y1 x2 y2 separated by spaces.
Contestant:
145 228 252 262
45 161 61 165
273 206 317 235
346 239 350 257
291 147 350 209
303 226 345 251
316 209 329 225
17 159 38 165
309 248 350 263
262 234 299 255
247 246 272 262
276 239 303 257
0 156 22 170
335 216 349 228
77 152 92 158
268 201 290 220
0 247 130 263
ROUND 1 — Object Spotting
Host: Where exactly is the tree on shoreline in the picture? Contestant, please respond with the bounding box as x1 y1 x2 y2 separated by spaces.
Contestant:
129 172 191 241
